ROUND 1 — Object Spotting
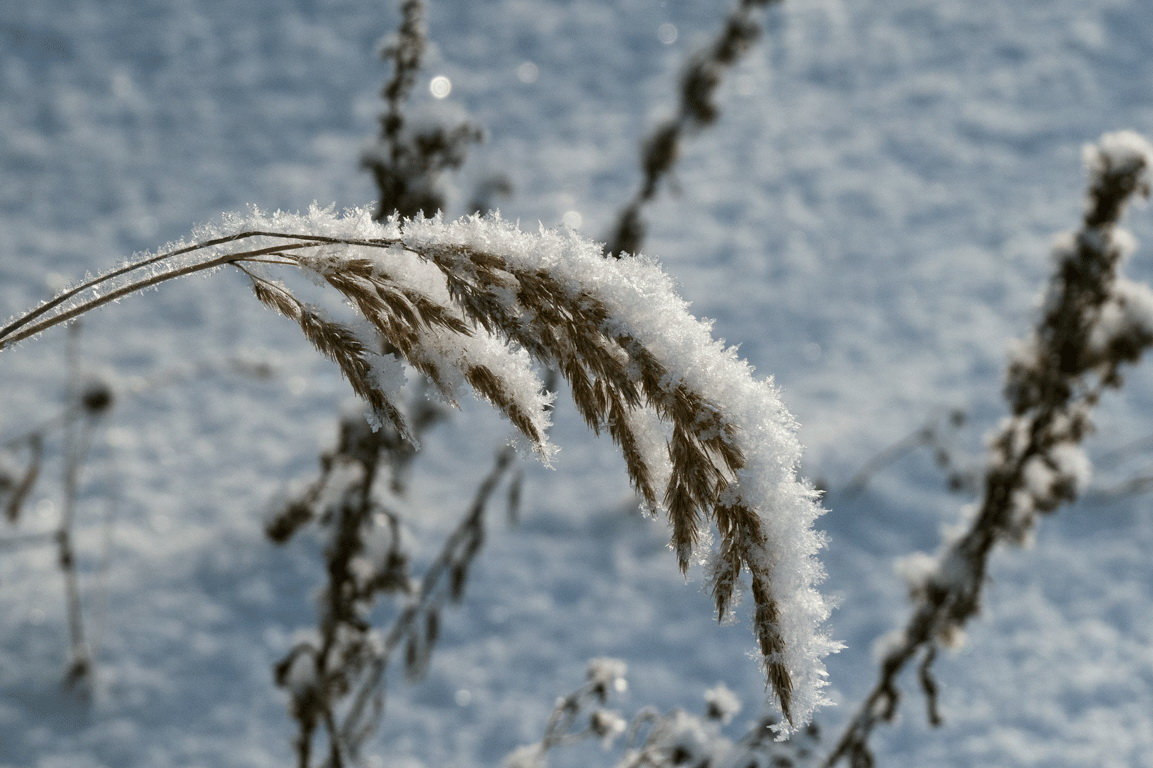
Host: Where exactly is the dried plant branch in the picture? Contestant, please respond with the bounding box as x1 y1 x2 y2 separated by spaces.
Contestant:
379 0 425 156
2 353 261 534
0 326 117 687
338 444 518 758
265 400 520 766
363 0 481 220
607 0 781 257
823 131 1153 768
58 401 97 688
1 434 43 524
271 409 408 768
1 344 273 683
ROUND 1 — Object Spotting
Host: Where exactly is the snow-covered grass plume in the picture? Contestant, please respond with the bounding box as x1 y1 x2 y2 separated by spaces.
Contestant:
0 206 835 728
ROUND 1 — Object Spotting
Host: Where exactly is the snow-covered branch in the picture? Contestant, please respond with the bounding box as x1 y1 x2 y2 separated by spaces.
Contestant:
0 208 834 729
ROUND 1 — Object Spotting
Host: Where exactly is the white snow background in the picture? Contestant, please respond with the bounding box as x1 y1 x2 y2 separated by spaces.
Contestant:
2 0 1153 766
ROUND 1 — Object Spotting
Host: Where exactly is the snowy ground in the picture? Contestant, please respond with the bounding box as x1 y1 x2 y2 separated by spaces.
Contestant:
3 0 1153 766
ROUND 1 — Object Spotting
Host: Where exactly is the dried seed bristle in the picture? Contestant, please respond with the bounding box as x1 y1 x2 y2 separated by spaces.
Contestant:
751 571 793 724
464 364 544 448
250 278 409 437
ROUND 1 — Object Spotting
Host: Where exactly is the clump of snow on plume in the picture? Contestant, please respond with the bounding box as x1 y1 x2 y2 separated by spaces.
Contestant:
637 710 714 765
894 550 939 594
1049 442 1091 493
1114 279 1153 336
1091 277 1153 356
589 709 628 747
1022 455 1059 499
623 405 675 517
284 650 319 697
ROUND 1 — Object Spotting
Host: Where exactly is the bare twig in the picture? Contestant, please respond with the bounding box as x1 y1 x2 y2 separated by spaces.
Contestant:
58 323 100 688
842 408 970 498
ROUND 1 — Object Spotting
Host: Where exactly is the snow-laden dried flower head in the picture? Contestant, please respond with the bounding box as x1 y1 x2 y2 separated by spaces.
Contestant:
704 683 742 723
587 657 628 701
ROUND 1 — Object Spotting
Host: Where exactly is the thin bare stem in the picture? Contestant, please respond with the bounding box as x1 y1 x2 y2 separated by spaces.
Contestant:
0 239 381 351
1 254 245 350
0 232 398 347
58 330 98 686
842 409 968 498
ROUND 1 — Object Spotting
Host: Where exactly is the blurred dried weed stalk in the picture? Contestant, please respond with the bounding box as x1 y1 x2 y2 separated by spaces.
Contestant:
0 325 273 691
265 3 524 764
842 408 975 499
0 325 113 690
362 0 481 222
268 408 519 766
607 0 782 257
824 131 1153 767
